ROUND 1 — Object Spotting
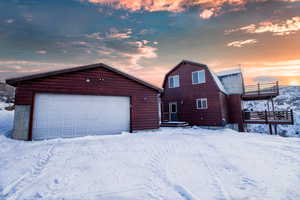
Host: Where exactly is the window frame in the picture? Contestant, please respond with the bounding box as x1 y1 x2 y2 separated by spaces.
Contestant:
196 98 208 109
192 70 206 85
168 75 180 88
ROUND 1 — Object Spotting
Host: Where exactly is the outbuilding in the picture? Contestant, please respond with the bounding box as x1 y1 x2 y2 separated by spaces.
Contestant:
6 63 162 140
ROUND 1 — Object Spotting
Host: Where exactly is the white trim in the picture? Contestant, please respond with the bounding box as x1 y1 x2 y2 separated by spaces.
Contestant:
168 75 180 88
169 102 177 121
192 70 206 84
196 98 208 109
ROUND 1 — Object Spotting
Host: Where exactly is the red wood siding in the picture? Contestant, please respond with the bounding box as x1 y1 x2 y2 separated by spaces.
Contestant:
14 67 159 131
161 62 227 126
227 94 244 131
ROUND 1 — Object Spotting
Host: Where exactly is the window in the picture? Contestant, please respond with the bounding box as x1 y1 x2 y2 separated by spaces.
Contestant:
168 75 180 88
192 70 205 84
196 98 208 109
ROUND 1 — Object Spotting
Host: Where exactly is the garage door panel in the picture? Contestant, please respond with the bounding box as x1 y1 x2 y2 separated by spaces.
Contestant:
32 94 130 140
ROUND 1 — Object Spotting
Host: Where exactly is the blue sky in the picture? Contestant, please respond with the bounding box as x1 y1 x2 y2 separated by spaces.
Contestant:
0 0 300 86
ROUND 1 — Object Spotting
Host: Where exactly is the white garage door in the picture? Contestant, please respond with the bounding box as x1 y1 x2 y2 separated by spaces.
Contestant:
32 93 130 140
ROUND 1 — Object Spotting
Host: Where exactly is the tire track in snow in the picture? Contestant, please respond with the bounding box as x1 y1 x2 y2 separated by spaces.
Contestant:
2 143 56 200
144 140 199 200
195 136 268 200
185 136 233 200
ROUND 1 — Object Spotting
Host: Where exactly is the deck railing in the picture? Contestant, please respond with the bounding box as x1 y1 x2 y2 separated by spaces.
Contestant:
162 112 179 122
243 110 294 124
243 82 279 98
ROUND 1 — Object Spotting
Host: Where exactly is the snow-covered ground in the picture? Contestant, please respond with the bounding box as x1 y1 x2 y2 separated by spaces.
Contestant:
245 86 300 137
1 128 300 200
0 101 14 137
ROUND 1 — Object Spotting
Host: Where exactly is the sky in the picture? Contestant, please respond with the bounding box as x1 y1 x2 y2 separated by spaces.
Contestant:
0 0 300 87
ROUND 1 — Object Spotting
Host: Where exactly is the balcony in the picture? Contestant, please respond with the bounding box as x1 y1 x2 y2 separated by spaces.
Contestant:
242 82 279 100
243 110 294 125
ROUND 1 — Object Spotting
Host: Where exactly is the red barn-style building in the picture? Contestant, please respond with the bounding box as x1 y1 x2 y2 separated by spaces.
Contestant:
161 60 294 133
6 63 161 140
161 60 245 129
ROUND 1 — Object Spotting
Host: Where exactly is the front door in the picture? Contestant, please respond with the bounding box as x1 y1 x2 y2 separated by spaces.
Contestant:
169 102 178 121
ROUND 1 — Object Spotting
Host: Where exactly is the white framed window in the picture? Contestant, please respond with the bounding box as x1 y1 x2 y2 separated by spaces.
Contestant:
192 70 205 84
196 98 208 109
168 75 180 88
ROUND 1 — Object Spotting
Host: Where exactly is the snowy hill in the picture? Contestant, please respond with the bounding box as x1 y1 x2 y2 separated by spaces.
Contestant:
244 86 300 137
0 100 14 137
1 128 300 200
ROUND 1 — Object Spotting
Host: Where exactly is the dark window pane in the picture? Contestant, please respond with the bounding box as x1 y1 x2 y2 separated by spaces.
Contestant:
192 72 198 84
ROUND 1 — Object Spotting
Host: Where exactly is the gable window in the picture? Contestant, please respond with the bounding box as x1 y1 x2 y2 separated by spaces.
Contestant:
192 70 205 84
196 98 208 109
168 75 180 88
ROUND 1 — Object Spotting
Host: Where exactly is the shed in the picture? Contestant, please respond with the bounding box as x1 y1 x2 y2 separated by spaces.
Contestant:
6 63 162 140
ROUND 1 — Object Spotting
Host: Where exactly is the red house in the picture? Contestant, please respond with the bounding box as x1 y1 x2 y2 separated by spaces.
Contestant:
161 60 232 127
6 63 161 140
161 60 294 132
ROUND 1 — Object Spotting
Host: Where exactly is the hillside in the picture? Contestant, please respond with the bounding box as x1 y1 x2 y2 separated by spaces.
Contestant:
244 86 300 137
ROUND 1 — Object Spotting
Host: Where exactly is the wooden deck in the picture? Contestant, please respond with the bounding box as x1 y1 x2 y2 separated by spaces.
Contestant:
242 82 279 101
243 110 294 125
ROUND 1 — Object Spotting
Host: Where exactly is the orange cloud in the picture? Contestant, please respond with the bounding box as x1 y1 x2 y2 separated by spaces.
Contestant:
226 16 300 35
87 0 298 19
227 39 257 47
87 0 247 13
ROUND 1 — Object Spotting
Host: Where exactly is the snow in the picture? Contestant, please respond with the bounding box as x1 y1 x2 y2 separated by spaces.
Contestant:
0 102 14 137
216 68 242 77
1 127 300 200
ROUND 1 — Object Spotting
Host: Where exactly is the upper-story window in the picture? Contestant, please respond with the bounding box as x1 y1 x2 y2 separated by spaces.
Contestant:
168 75 180 88
192 70 205 84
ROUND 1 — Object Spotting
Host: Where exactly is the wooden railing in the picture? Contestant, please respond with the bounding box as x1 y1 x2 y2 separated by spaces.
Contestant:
243 82 279 98
162 112 180 122
162 112 170 122
243 110 294 124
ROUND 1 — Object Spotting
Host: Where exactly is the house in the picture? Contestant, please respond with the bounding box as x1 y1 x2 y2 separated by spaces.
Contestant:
6 63 162 140
161 60 232 127
161 60 294 133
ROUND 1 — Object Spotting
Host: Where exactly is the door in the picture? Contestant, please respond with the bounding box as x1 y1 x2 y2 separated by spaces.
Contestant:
32 93 130 140
169 102 178 121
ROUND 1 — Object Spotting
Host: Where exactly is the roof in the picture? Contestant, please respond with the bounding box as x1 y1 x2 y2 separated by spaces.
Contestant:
6 63 162 92
162 60 227 94
216 68 242 77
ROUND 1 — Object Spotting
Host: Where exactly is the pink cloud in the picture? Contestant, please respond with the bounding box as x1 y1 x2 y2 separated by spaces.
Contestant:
106 28 132 39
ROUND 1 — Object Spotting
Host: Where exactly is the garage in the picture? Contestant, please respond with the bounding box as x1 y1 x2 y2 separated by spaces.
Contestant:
32 94 130 140
6 63 161 140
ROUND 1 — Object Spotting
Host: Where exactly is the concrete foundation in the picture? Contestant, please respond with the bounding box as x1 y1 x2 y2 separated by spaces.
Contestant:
12 105 31 140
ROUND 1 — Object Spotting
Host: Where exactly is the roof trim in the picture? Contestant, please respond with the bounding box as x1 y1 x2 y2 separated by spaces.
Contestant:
162 60 227 94
6 63 162 92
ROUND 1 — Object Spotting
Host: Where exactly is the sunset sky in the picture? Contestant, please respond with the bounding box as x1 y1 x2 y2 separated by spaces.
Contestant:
0 0 300 86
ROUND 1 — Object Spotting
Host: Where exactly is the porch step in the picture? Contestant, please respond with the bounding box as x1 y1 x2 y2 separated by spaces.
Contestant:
160 121 189 127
